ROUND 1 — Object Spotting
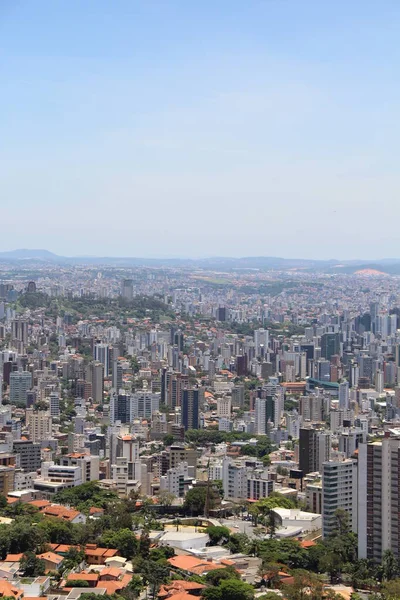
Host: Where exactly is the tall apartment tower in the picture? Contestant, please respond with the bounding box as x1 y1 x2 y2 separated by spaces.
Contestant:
90 362 104 404
358 437 400 562
322 459 358 538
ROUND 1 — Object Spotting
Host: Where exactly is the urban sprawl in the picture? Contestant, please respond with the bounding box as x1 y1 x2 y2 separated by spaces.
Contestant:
0 262 398 600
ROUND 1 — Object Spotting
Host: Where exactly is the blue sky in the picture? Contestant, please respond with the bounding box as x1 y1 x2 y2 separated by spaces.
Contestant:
1 0 400 259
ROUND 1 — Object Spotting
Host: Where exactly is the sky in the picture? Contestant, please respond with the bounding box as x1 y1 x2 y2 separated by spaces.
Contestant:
1 0 400 259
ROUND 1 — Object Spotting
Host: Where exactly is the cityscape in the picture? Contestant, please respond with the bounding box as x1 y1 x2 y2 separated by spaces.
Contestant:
2 1 399 599
0 253 397 598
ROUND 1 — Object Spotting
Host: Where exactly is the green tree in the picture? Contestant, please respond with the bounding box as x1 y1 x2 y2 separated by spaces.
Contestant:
20 552 46 577
205 567 240 586
206 526 231 546
183 487 207 516
203 579 254 600
68 580 90 588
141 560 170 597
100 529 138 559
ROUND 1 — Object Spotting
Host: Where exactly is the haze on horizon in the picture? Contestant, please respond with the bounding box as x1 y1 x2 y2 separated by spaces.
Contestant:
1 0 399 260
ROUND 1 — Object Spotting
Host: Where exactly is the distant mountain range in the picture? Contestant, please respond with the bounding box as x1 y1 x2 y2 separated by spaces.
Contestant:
1 249 400 274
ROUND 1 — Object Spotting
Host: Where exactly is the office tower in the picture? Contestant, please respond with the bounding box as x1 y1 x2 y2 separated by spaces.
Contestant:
255 397 275 434
299 428 331 476
112 359 123 391
236 355 247 376
94 343 109 377
321 333 340 361
254 328 269 356
217 307 227 322
110 392 133 424
231 384 245 407
121 279 134 301
9 371 32 405
350 362 359 388
13 440 41 472
375 369 384 393
322 459 358 538
182 388 200 430
26 409 52 442
338 381 349 410
358 438 400 561
131 390 160 419
49 392 60 417
317 359 330 382
91 362 104 404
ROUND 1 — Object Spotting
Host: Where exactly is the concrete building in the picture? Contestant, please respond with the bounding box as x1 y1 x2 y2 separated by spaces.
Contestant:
26 409 52 443
9 371 32 405
358 437 400 562
13 440 41 472
322 459 358 538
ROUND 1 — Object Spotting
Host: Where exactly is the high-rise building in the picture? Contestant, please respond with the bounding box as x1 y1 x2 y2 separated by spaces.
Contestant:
26 409 52 442
299 428 331 476
13 440 41 472
322 459 358 538
9 371 32 405
182 388 200 430
338 381 349 410
131 391 160 419
255 397 275 435
112 360 123 391
121 279 134 301
94 344 109 377
11 319 28 344
49 392 60 417
110 392 133 424
91 362 104 404
321 333 340 361
358 437 400 562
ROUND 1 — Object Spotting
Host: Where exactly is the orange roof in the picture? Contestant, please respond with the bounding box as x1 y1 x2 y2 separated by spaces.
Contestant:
99 567 122 579
37 552 64 565
166 593 198 600
42 505 81 521
28 500 51 509
96 582 124 594
5 553 23 562
89 507 104 515
7 497 19 504
300 540 317 548
0 581 23 599
67 573 99 582
168 556 203 570
158 582 206 598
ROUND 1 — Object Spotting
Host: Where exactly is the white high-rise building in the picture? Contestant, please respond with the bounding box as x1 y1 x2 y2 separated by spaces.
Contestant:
358 438 400 562
222 456 247 500
322 459 358 538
